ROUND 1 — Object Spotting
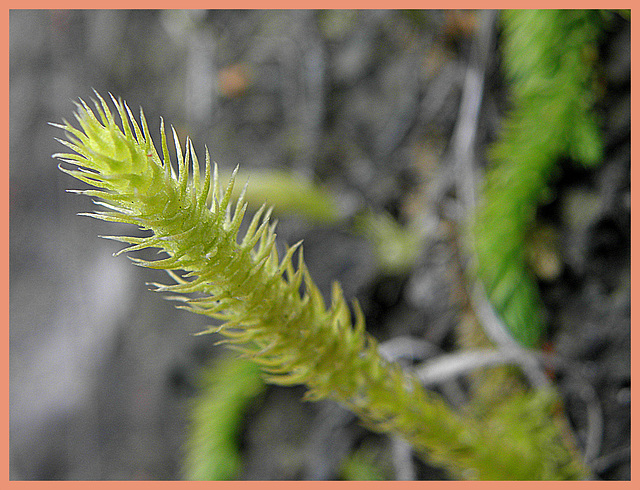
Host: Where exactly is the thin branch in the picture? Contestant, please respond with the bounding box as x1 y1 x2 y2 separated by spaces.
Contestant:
470 282 551 388
413 346 604 469
391 436 416 480
414 347 530 386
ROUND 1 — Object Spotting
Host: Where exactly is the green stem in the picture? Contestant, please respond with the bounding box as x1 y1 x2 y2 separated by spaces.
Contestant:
54 92 589 480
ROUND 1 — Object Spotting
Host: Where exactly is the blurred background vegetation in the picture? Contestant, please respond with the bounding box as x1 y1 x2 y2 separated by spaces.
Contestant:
10 10 630 480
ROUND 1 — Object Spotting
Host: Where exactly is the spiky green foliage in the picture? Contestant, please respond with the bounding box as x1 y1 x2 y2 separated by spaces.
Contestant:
54 93 589 480
183 356 265 481
474 10 604 347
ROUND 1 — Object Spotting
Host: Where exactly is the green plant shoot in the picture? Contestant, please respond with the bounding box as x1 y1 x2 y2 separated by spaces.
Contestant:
53 93 589 480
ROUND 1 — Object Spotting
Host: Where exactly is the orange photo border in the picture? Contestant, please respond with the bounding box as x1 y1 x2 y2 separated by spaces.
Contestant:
3 2 635 486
